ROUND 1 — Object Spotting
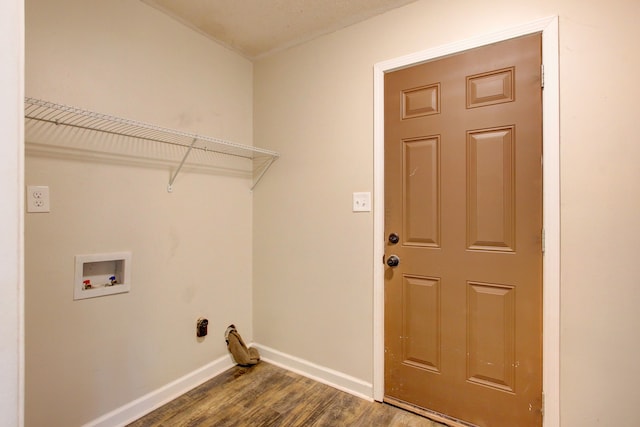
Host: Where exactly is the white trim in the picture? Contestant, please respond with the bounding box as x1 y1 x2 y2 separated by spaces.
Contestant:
253 343 374 401
18 3 26 424
372 16 560 427
0 0 25 426
85 344 376 427
541 17 561 427
82 355 236 427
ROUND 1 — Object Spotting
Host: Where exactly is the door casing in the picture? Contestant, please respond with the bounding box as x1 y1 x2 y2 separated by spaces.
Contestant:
372 15 560 427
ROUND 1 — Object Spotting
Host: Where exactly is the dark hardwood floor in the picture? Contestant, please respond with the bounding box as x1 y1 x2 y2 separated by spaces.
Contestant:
127 362 446 426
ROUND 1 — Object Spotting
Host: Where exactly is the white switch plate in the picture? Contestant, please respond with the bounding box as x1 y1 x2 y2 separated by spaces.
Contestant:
27 185 50 213
352 192 371 212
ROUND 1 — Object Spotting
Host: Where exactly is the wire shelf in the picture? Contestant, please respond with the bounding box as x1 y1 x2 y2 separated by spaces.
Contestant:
24 97 279 190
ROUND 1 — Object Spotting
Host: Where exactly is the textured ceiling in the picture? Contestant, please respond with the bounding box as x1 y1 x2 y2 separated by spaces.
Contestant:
141 0 418 59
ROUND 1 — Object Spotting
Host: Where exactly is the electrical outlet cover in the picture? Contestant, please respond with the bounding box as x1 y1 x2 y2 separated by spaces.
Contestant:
27 185 50 213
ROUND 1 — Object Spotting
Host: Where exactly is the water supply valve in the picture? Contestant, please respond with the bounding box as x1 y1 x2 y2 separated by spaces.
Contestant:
197 318 209 337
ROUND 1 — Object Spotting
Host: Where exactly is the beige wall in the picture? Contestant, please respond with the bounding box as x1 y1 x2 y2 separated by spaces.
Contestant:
254 0 640 425
25 1 254 425
23 0 640 425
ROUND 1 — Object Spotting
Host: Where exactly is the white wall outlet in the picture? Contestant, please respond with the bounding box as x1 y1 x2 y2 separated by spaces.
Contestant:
27 185 50 213
352 192 372 212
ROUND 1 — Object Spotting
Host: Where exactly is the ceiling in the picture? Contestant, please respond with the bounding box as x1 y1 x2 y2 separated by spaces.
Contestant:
141 0 419 60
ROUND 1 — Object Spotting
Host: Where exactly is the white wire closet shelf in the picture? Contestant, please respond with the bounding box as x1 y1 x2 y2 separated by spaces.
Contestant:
24 97 280 191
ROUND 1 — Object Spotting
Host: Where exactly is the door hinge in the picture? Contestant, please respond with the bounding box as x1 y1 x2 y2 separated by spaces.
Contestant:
542 228 546 254
541 64 545 89
541 392 545 418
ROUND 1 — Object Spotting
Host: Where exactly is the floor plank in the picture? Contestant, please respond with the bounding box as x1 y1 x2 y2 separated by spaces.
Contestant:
127 362 446 427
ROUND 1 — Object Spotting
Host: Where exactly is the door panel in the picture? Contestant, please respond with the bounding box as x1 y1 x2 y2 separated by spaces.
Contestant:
403 136 441 247
402 275 441 372
466 281 516 392
384 34 543 427
466 126 515 251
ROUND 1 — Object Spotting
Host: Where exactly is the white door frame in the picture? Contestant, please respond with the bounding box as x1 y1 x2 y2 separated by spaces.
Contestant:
0 0 25 426
372 16 560 427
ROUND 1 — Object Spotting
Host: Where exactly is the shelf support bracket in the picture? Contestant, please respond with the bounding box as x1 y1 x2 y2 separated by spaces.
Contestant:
251 155 278 191
167 137 198 192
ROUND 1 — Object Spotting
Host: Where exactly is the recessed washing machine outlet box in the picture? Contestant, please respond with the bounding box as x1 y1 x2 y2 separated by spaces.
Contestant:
74 252 131 300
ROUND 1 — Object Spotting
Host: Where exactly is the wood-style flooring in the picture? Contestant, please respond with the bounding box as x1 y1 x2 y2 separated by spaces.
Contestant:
127 361 446 426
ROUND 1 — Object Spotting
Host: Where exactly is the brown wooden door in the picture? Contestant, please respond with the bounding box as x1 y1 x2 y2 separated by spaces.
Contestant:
384 34 543 427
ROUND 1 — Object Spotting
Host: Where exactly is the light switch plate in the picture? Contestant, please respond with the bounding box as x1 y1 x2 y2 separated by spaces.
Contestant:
27 185 50 213
353 192 371 212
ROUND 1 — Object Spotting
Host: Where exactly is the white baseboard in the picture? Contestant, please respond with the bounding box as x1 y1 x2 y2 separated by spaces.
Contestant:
82 355 235 427
83 345 373 427
252 343 373 401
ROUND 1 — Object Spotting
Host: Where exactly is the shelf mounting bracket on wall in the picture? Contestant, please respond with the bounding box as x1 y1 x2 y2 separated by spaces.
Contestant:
24 97 280 191
167 137 198 193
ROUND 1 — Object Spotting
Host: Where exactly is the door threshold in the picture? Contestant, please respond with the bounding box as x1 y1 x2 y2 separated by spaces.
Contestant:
384 396 478 427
